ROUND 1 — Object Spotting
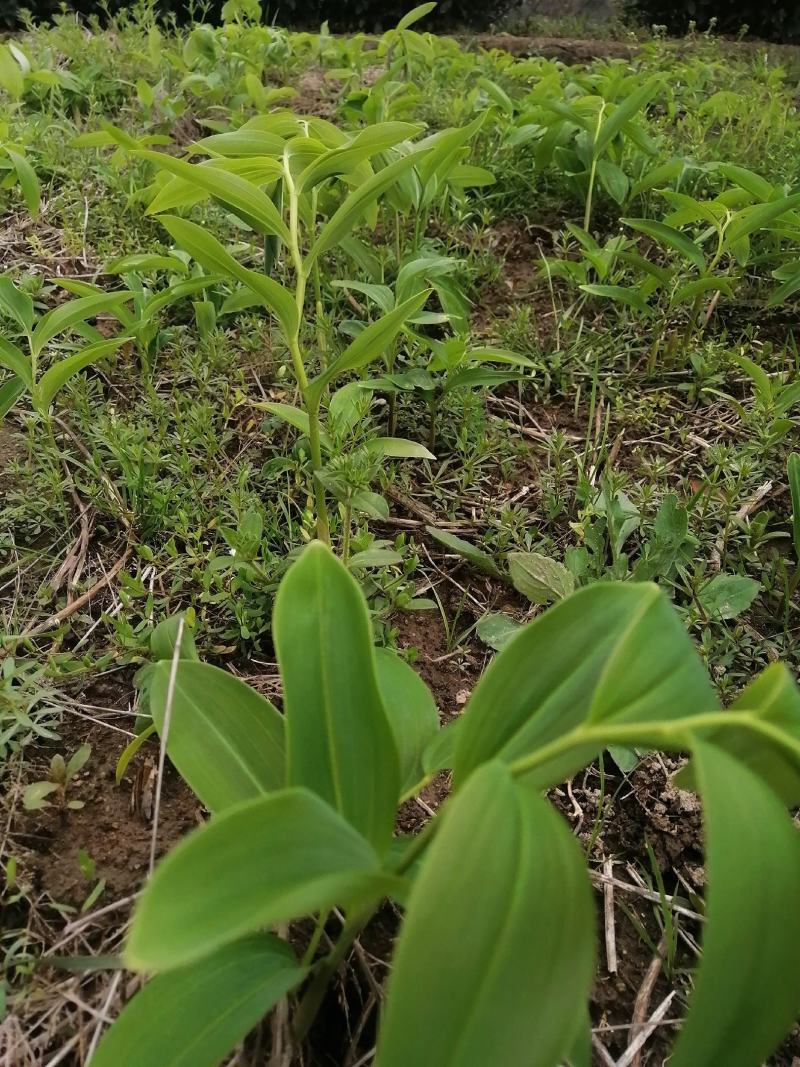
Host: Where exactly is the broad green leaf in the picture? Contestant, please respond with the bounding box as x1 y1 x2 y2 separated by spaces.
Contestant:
725 191 800 244
622 218 706 272
594 77 660 156
443 368 526 393
675 663 800 805
374 647 439 795
105 253 190 275
146 157 283 216
697 573 760 620
158 216 297 339
273 542 401 854
0 44 24 99
446 163 495 187
195 129 286 157
579 283 648 313
669 741 800 1067
454 583 718 788
417 115 484 206
507 551 575 605
298 122 422 192
395 1 436 31
92 936 306 1067
596 159 629 204
376 762 594 1067
790 453 800 560
716 163 774 201
476 613 523 651
149 660 285 813
332 279 394 312
35 337 130 412
630 158 684 198
150 612 199 662
139 151 290 244
0 337 31 386
767 268 800 307
0 276 34 332
259 401 333 450
425 526 503 578
0 375 25 420
127 788 391 970
306 146 431 269
309 291 430 403
349 488 389 519
6 149 39 217
31 291 133 358
365 437 435 460
671 276 733 306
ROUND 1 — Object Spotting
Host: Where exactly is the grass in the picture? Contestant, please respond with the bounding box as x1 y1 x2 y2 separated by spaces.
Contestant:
1 3 800 1063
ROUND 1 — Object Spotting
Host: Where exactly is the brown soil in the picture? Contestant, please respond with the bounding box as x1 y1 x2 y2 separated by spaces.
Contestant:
12 680 199 908
475 33 636 63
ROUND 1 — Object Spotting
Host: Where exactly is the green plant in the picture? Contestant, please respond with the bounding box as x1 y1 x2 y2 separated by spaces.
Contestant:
0 276 133 425
134 110 489 542
93 541 800 1067
23 743 90 811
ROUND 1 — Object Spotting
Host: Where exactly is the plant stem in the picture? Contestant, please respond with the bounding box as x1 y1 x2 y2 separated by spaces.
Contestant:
341 502 352 565
284 154 330 544
293 907 372 1043
507 710 800 780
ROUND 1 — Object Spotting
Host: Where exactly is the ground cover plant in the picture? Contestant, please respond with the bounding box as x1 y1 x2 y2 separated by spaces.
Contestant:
2 2 800 1065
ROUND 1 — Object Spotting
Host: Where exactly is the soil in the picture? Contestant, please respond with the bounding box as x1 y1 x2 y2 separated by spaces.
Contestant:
11 677 199 908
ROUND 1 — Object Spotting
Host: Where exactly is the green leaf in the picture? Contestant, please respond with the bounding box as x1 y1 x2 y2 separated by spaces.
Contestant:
0 44 24 99
31 291 133 358
596 159 629 204
309 291 430 403
790 453 800 561
0 276 34 332
23 780 60 810
105 253 190 275
395 1 436 30
0 337 31 386
725 191 800 244
149 660 285 813
507 551 575 605
671 276 734 306
127 788 392 971
115 724 156 786
454 583 717 788
767 267 800 307
669 741 800 1067
376 762 594 1067
0 375 25 421
425 526 503 577
298 122 422 192
630 158 684 198
93 936 306 1067
365 437 435 460
306 146 431 269
349 488 389 519
259 401 333 450
35 337 130 412
374 648 439 795
594 77 660 157
139 151 290 244
622 218 706 272
675 663 800 805
579 283 648 313
273 542 400 854
697 573 760 621
6 148 39 217
476 613 523 651
150 612 199 662
158 215 297 339
716 163 774 201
